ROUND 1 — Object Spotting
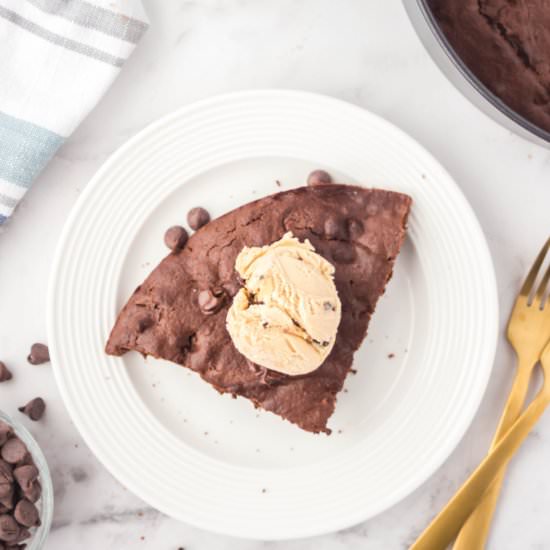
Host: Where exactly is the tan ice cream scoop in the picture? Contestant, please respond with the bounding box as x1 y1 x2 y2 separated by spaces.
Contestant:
226 232 341 376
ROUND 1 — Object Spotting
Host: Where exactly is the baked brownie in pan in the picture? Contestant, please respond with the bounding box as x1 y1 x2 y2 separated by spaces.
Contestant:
428 0 550 133
106 185 412 433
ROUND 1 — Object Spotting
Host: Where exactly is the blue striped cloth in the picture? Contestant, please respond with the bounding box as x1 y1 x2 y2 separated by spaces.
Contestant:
0 0 148 225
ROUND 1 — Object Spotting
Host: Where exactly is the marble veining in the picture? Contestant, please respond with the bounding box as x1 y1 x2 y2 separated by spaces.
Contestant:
1 1 550 548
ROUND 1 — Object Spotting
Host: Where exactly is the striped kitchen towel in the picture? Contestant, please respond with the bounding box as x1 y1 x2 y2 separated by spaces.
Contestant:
0 0 148 225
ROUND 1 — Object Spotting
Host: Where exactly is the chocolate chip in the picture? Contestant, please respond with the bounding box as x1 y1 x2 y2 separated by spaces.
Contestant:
13 466 37 493
0 364 11 383
323 301 336 312
13 527 30 544
0 484 10 501
197 289 224 315
0 488 13 511
13 501 38 528
348 218 364 238
223 279 241 297
187 207 210 230
0 425 12 448
164 226 188 251
307 169 333 187
0 515 18 542
0 463 12 486
18 399 45 422
332 243 356 264
137 317 154 333
0 441 27 466
27 344 49 365
21 481 40 505
324 217 349 240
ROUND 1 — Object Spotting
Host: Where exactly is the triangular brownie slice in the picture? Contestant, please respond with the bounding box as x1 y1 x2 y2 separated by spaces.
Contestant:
106 185 412 433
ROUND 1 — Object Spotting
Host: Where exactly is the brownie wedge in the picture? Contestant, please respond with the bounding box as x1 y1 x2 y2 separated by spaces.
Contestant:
106 185 412 433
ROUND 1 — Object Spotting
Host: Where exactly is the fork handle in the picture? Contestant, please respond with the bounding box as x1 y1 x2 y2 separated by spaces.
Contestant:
410 381 550 550
453 361 534 549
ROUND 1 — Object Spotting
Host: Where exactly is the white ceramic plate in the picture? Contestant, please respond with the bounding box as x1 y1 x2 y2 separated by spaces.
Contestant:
48 90 498 540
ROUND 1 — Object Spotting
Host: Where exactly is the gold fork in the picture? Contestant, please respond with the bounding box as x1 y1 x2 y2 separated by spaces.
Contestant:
410 338 550 550
452 237 550 549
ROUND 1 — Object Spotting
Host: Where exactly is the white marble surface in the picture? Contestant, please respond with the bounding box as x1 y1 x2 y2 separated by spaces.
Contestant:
1 1 550 548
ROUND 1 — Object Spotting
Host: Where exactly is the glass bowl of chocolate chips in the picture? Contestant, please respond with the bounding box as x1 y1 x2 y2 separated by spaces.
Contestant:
0 411 53 549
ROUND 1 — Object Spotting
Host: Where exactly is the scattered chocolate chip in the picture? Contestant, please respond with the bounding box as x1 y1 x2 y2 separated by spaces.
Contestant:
324 217 349 240
197 289 224 315
27 344 49 365
164 226 188 251
187 207 210 230
347 218 364 238
388 353 395 359
0 515 18 542
261 322 269 328
0 440 27 466
323 301 336 312
307 169 333 187
13 500 39 528
13 466 37 493
275 180 281 187
18 399 45 422
0 364 12 383
332 243 356 264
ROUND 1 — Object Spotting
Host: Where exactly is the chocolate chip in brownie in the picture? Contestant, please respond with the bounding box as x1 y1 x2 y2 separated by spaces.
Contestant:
13 500 39 528
18 399 45 422
197 289 225 315
332 242 356 264
137 317 154 333
27 344 49 365
324 216 349 240
164 226 188 251
187 207 210 230
348 218 364 239
307 169 332 187
0 364 12 384
223 279 241 297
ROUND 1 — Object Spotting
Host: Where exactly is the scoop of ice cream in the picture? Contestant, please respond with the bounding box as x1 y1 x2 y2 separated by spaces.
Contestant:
226 232 341 376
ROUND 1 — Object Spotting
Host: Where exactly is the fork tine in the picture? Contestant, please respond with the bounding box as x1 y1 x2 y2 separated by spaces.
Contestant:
536 263 550 307
520 237 550 298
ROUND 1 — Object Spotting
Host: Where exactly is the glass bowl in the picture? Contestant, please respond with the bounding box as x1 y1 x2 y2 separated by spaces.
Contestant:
0 411 53 550
403 0 550 148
